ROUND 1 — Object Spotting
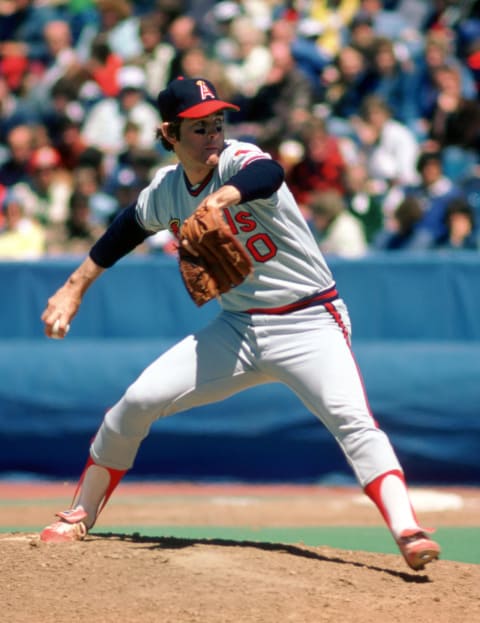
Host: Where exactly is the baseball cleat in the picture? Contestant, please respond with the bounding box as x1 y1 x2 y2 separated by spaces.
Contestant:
40 507 88 543
396 529 440 571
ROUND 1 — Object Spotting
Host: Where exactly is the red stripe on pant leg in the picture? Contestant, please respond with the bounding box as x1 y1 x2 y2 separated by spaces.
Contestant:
324 302 378 426
324 301 350 342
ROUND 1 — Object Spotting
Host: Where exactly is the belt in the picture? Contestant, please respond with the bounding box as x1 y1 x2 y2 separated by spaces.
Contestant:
244 284 338 315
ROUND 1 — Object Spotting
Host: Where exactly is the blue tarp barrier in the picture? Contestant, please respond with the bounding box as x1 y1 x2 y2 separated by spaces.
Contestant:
0 253 479 483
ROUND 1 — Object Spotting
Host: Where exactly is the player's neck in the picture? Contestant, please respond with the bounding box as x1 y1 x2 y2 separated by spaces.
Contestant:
183 164 215 187
183 169 214 193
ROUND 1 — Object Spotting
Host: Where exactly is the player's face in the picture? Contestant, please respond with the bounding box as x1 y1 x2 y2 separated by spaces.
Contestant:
176 114 225 179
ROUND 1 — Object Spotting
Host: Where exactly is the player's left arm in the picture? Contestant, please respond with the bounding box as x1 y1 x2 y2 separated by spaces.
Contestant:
224 157 285 203
189 157 285 240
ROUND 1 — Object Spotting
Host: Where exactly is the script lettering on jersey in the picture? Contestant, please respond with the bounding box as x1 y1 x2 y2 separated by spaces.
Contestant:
222 208 277 262
169 218 181 239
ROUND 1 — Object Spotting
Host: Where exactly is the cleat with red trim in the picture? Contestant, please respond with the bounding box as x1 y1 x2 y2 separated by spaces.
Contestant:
396 529 441 571
40 507 88 543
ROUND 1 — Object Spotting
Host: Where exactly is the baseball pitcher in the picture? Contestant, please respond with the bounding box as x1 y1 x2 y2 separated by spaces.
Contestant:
40 77 440 571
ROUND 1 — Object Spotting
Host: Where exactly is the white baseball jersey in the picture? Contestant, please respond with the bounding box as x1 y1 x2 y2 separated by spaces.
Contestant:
135 139 336 311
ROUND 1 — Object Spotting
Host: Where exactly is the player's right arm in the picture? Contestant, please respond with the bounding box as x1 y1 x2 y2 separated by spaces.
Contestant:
42 203 154 339
42 255 105 338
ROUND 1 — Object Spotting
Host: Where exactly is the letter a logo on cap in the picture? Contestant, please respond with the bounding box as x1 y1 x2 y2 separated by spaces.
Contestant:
157 76 240 119
197 80 216 101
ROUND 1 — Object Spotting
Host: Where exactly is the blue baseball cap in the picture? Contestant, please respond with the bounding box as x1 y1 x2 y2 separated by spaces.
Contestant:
157 77 240 121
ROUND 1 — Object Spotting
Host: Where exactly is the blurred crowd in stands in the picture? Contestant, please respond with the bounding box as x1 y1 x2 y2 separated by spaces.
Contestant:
0 0 479 260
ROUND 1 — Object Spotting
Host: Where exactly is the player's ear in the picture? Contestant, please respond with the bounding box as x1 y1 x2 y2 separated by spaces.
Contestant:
158 122 177 145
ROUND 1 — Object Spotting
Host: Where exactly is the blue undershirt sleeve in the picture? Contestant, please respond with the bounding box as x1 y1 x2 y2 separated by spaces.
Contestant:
226 159 285 202
89 203 154 268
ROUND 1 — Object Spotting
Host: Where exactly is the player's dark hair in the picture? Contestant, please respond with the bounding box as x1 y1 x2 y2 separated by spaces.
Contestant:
156 120 182 151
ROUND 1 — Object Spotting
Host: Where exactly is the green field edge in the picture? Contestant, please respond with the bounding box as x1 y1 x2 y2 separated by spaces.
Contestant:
1 525 478 565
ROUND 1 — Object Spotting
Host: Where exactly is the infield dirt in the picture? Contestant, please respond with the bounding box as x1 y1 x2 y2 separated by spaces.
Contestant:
1 482 479 623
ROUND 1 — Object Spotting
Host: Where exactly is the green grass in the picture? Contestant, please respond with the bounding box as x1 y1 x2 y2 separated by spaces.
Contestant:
4 525 477 564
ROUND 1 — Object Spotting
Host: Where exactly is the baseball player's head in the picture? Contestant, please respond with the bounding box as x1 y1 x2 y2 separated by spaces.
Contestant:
156 77 239 153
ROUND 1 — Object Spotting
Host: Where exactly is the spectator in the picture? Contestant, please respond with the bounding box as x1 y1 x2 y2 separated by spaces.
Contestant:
73 163 117 227
402 150 464 248
309 189 368 258
287 18 333 100
104 119 160 199
50 189 106 256
76 146 108 183
235 39 314 154
348 10 380 65
322 45 374 135
411 29 477 137
421 0 478 45
41 76 86 141
165 14 203 82
352 94 420 191
222 16 272 99
1 0 479 261
0 63 40 140
0 48 31 96
81 65 160 163
307 0 361 59
465 36 480 97
40 19 83 95
366 36 419 129
173 46 212 82
150 0 184 25
203 0 244 63
132 12 175 101
268 15 297 47
436 196 479 251
424 62 480 182
396 0 431 32
0 124 36 187
373 195 424 250
0 188 46 259
0 0 63 64
53 114 89 171
356 0 412 44
84 33 123 98
12 145 72 249
342 161 384 244
105 165 145 222
0 74 18 139
286 115 347 207
76 0 143 63
114 120 145 168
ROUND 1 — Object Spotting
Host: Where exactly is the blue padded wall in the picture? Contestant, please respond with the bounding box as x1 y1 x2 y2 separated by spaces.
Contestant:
0 253 479 484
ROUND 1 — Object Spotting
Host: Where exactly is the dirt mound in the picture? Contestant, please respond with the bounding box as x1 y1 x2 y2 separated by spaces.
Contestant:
1 531 479 623
2 483 479 623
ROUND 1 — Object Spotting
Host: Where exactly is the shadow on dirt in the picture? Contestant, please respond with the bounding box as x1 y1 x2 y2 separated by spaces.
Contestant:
91 531 432 584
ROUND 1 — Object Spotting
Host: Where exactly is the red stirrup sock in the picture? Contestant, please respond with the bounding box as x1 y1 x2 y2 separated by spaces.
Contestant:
364 469 420 538
72 455 127 527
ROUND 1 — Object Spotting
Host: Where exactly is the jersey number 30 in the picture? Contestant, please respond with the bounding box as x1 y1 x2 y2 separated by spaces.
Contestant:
223 209 277 263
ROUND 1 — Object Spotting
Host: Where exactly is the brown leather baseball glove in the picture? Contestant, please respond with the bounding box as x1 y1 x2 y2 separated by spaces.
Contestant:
179 205 253 306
